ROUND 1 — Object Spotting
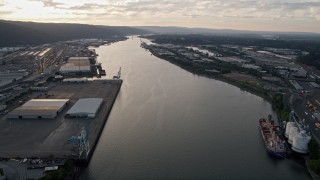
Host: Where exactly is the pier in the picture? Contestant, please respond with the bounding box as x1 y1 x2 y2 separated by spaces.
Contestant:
0 79 122 165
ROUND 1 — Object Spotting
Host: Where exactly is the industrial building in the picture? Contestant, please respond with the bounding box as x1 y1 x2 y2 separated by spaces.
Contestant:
66 98 103 118
294 69 307 78
7 99 69 119
0 71 29 87
289 80 303 91
59 57 91 75
310 82 320 89
63 78 88 83
262 76 282 83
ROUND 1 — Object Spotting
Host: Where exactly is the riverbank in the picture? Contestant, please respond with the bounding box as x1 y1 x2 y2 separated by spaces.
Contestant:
143 42 320 179
145 45 282 112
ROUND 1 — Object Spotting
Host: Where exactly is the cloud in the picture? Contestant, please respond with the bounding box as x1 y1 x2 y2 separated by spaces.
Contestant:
22 0 319 22
1 0 319 32
29 0 64 8
98 0 320 21
68 3 101 10
0 10 11 15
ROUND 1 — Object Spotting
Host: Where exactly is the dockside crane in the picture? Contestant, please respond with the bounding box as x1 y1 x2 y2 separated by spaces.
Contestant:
65 127 90 159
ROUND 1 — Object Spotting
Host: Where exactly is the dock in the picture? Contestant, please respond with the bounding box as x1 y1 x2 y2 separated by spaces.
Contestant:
0 79 122 166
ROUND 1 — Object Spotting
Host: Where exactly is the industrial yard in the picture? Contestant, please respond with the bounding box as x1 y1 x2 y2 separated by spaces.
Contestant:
0 38 123 178
0 80 121 158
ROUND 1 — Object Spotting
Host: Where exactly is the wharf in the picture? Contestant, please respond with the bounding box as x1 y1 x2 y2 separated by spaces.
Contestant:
0 79 122 165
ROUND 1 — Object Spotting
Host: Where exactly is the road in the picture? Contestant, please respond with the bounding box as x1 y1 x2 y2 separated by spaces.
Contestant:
291 91 320 143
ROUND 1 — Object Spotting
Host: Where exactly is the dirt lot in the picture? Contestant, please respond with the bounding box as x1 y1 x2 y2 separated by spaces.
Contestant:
223 72 258 84
0 80 121 159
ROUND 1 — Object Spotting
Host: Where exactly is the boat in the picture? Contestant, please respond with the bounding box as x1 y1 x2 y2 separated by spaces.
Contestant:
259 116 288 158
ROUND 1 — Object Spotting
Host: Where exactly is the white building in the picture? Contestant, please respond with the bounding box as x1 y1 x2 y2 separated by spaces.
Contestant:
66 98 103 118
63 78 88 83
59 57 91 75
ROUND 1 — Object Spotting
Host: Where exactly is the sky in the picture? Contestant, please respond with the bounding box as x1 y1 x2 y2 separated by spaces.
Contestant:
0 0 320 33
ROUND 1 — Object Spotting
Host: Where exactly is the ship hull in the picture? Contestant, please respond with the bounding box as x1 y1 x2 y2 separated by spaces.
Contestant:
259 119 287 158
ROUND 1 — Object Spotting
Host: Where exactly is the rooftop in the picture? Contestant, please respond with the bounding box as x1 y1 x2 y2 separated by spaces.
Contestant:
7 99 69 118
60 57 91 73
66 98 103 118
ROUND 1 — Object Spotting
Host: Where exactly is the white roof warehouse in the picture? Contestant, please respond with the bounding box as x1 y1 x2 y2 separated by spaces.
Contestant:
59 57 91 74
7 99 69 119
66 98 103 118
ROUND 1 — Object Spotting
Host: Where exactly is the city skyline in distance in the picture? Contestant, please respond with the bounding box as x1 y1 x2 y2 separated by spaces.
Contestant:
0 0 320 33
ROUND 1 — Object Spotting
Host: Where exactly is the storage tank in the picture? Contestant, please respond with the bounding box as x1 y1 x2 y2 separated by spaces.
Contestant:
285 122 295 138
292 130 311 154
288 127 299 144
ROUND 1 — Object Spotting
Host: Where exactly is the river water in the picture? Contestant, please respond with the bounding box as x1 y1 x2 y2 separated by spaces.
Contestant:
81 37 309 179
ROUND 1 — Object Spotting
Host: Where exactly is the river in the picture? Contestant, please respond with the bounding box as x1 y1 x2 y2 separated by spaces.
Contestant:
80 37 309 179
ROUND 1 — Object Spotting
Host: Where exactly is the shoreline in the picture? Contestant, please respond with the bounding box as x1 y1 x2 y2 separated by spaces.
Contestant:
143 45 320 179
147 46 275 110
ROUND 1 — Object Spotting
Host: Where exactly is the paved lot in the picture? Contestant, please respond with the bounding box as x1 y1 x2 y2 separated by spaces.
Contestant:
0 158 64 179
0 80 121 159
291 90 320 143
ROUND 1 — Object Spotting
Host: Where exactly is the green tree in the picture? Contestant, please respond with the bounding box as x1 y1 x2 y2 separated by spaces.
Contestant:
309 138 320 160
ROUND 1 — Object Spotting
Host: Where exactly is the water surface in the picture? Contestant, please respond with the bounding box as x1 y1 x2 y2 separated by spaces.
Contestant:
81 37 309 179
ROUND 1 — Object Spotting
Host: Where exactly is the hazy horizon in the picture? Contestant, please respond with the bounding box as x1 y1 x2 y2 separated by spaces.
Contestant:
0 0 320 33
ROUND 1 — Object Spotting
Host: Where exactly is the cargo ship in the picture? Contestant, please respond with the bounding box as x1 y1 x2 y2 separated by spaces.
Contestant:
259 116 287 158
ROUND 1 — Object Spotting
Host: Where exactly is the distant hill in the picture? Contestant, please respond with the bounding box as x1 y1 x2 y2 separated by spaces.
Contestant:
1 20 320 47
136 26 320 41
0 20 149 46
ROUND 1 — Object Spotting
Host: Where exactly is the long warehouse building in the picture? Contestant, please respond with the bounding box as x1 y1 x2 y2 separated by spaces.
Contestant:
7 99 69 119
59 57 91 75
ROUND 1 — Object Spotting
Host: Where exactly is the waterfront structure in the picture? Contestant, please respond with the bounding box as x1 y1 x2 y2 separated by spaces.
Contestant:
7 99 69 119
59 57 91 75
259 117 287 158
0 80 121 161
63 78 88 83
66 98 103 118
292 130 311 154
285 112 311 154
65 127 90 158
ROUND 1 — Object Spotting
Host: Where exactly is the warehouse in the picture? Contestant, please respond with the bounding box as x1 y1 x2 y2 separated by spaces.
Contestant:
62 78 88 83
66 98 103 118
310 82 320 89
7 99 69 119
59 57 91 75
